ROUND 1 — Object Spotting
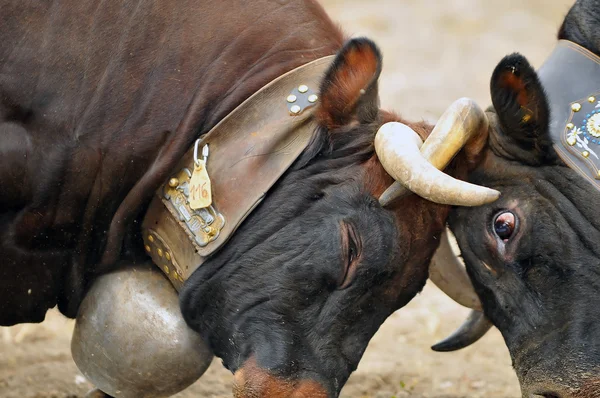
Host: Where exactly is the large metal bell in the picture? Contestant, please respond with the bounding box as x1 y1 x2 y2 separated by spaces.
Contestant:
71 262 213 398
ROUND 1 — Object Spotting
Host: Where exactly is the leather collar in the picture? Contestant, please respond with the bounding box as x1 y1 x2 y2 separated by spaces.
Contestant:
538 40 600 188
141 56 334 290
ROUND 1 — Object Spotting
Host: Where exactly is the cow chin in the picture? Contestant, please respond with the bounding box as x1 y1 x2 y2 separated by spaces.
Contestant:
517 361 600 398
511 332 600 398
233 357 330 398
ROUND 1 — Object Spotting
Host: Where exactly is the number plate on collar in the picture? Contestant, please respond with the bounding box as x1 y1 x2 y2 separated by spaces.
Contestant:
162 167 225 249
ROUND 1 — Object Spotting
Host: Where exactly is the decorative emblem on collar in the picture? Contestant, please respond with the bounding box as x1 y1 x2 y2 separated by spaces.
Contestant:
563 93 600 178
538 40 600 189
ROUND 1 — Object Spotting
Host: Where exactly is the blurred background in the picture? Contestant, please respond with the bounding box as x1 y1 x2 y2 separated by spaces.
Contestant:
0 0 575 397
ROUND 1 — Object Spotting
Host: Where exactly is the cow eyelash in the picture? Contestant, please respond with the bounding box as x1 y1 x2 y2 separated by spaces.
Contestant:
348 237 357 264
340 223 361 289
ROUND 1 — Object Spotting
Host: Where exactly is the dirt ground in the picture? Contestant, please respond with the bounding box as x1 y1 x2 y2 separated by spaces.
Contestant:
0 0 576 397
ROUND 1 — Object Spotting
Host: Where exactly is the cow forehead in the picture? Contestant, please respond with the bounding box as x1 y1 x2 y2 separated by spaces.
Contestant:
362 155 395 197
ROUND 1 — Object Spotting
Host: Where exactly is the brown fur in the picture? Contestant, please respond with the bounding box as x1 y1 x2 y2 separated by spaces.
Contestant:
1 2 465 396
233 357 328 398
499 72 530 107
0 0 344 322
316 41 381 129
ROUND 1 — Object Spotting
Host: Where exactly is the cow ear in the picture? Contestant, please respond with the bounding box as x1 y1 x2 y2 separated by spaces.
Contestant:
316 38 382 129
490 53 552 164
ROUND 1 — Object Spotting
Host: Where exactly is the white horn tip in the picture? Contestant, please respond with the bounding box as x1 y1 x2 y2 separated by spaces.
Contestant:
458 187 501 207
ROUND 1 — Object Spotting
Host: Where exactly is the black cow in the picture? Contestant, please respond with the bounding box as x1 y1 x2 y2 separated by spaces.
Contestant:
430 0 600 396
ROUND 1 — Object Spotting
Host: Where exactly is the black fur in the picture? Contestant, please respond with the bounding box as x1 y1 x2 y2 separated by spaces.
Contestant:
180 129 401 385
559 0 600 53
179 39 430 396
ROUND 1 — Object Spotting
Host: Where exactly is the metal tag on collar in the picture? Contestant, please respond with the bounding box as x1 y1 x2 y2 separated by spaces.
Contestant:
162 166 225 248
189 140 213 209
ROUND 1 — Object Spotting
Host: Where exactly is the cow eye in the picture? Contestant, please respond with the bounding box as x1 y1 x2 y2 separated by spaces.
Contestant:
340 223 360 289
493 211 516 241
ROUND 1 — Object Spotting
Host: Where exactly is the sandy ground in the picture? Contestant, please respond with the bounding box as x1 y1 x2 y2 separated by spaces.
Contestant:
0 0 576 397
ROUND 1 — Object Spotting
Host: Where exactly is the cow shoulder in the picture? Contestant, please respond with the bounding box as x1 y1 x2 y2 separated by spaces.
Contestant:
558 0 600 55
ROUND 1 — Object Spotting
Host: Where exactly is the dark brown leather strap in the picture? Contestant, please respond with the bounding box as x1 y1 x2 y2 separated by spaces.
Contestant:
538 40 600 188
141 56 334 290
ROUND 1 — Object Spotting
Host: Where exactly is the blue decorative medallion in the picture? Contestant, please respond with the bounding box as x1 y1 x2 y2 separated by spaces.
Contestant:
563 92 600 179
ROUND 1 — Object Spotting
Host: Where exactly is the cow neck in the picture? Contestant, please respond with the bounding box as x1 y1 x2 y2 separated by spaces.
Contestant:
141 56 335 291
537 40 600 190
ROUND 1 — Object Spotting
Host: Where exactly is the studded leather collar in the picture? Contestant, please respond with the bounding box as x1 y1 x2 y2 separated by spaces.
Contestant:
538 40 600 188
141 56 334 290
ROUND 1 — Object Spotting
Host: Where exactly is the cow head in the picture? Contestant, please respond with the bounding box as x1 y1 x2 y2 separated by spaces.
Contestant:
429 1 600 396
179 38 498 397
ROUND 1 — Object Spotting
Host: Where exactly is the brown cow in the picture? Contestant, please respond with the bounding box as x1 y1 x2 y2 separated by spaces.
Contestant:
0 1 496 396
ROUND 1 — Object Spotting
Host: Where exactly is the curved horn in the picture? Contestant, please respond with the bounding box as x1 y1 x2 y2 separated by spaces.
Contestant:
428 230 493 352
431 310 493 352
378 98 499 207
429 228 481 311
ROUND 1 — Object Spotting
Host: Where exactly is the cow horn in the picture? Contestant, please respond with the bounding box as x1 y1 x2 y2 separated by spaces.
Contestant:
431 310 493 352
377 98 499 207
428 229 494 351
429 228 481 311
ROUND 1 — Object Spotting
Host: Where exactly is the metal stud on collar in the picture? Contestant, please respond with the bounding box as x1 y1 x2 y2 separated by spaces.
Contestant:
286 84 318 116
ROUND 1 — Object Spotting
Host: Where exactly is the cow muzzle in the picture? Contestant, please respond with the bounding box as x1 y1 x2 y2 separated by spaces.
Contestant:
233 357 330 398
520 368 600 398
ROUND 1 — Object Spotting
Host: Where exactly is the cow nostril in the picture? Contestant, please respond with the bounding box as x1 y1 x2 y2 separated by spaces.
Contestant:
533 393 561 398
